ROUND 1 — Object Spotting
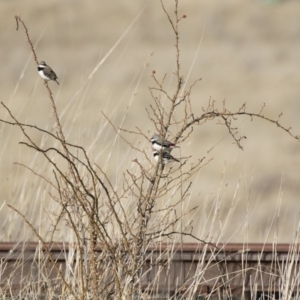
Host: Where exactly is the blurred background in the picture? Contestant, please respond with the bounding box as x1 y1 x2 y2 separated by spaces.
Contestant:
0 0 300 242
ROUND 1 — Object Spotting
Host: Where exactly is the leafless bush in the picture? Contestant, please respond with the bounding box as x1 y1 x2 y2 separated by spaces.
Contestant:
0 0 299 299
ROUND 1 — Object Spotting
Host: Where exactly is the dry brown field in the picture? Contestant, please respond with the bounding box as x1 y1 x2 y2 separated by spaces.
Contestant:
0 0 300 242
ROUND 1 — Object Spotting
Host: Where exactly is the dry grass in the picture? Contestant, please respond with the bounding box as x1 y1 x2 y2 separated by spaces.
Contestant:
0 7 299 300
1 0 300 242
0 1 299 299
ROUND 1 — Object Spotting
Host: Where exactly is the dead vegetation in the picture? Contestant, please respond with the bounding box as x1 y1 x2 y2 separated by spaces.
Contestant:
0 1 299 299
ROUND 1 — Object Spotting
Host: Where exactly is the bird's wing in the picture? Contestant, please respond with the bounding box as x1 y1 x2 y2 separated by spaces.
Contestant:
163 152 179 162
44 66 58 79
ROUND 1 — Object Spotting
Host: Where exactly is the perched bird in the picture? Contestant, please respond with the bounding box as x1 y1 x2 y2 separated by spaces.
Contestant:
153 150 179 165
38 61 59 85
150 133 179 152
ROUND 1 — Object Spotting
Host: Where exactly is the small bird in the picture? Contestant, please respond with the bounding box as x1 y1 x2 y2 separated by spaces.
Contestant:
38 61 59 84
150 133 179 152
153 150 180 165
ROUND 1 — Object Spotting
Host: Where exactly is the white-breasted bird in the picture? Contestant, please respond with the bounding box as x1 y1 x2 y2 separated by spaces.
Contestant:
38 61 59 85
150 133 179 152
153 150 179 165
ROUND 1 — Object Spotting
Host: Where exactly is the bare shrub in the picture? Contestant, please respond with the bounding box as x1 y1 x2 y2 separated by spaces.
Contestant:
0 1 299 299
